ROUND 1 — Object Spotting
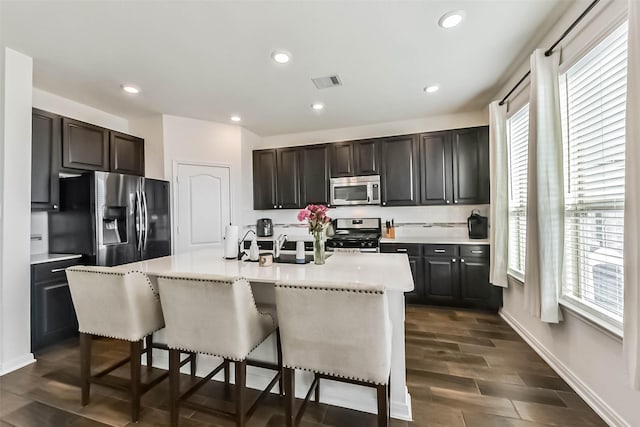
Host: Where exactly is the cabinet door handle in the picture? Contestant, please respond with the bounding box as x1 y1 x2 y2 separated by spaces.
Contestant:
50 268 67 273
434 249 446 253
273 205 277 209
452 258 457 263
279 205 283 208
471 250 484 254
454 200 458 204
382 202 387 206
396 248 408 253
461 258 465 263
446 200 450 204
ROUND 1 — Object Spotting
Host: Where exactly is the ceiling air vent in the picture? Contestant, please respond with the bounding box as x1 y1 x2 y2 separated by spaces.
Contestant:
311 75 342 89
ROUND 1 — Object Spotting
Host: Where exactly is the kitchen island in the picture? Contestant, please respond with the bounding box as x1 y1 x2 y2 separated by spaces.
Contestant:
117 248 414 421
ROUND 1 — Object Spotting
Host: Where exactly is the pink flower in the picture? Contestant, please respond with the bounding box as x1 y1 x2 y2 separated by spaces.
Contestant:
297 209 309 222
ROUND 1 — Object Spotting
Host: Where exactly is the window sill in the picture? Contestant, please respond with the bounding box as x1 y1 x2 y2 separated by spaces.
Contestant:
558 298 623 342
507 273 524 286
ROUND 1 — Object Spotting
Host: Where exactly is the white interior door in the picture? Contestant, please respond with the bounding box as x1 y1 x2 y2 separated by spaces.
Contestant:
175 163 231 254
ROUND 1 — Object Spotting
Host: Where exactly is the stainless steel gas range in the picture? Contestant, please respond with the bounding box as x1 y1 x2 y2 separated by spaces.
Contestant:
326 218 382 253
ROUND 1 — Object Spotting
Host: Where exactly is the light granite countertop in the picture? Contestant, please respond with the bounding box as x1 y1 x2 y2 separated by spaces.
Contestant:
30 253 83 265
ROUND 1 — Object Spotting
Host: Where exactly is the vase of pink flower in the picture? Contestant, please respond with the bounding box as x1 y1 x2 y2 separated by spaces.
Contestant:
297 204 331 265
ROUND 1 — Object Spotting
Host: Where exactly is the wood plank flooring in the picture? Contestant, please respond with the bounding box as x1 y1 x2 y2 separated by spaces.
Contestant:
0 306 607 426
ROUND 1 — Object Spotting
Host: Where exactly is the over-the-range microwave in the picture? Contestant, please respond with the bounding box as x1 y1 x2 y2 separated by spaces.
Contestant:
330 175 381 206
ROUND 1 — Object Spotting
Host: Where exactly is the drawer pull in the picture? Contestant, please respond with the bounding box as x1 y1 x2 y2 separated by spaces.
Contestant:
434 249 446 253
396 248 408 253
50 268 67 273
471 250 484 254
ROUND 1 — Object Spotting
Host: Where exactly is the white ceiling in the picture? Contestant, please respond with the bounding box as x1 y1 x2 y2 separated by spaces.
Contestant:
1 1 576 136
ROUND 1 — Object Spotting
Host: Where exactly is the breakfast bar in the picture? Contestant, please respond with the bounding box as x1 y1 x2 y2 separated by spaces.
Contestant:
116 248 414 421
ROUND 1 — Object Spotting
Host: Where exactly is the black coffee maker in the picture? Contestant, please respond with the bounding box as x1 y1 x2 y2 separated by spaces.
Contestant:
467 210 488 239
256 218 273 237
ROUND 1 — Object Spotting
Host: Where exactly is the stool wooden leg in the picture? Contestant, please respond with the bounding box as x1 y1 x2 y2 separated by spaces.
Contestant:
130 340 142 422
169 349 180 427
376 383 389 427
224 359 230 384
283 367 295 427
145 335 153 368
79 333 91 406
190 353 197 377
314 373 320 403
235 360 247 427
276 330 284 396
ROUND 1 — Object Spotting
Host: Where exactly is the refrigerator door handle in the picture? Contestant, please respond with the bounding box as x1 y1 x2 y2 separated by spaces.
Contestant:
135 190 143 252
142 191 149 251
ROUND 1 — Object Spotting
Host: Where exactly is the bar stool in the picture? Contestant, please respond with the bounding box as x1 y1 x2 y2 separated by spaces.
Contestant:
275 281 392 427
66 266 194 422
156 273 282 427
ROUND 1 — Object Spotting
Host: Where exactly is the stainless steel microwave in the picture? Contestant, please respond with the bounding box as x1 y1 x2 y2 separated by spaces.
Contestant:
330 175 381 206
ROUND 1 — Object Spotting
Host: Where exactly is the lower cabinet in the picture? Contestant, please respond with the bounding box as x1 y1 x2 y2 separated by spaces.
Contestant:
31 258 81 352
381 243 501 310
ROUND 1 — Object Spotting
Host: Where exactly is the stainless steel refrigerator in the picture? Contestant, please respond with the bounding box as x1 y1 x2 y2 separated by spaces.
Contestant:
49 171 171 266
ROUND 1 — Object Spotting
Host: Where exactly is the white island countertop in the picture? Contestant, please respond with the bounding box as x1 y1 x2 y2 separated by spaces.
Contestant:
117 248 414 292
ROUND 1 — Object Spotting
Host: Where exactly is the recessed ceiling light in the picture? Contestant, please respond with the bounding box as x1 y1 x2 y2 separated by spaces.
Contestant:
424 85 440 93
230 115 241 122
271 50 291 64
121 84 140 94
438 10 464 28
311 103 324 111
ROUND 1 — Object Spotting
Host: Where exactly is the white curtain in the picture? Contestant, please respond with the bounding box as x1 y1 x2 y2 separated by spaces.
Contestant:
489 101 509 288
624 0 640 391
523 49 564 323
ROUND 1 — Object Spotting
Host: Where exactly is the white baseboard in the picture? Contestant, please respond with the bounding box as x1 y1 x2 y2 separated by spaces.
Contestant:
0 353 35 376
499 309 628 427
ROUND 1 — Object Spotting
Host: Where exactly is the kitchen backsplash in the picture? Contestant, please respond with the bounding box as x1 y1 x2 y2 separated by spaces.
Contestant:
30 212 49 255
243 204 489 240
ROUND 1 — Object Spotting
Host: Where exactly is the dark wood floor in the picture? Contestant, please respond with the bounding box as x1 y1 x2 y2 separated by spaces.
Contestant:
0 306 607 427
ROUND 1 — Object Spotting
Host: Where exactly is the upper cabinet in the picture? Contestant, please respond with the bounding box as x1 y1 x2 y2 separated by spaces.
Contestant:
110 131 145 176
277 147 302 209
380 135 419 206
419 131 453 205
330 142 354 177
251 125 489 210
451 127 489 205
61 118 109 172
31 109 146 211
419 126 489 206
31 109 61 211
253 149 278 209
300 144 330 206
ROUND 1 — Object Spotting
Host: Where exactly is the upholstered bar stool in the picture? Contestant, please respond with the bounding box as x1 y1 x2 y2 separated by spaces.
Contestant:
156 272 282 427
66 266 194 422
275 281 392 427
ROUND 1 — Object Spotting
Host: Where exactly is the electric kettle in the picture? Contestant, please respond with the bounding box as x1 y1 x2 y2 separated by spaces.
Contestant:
256 218 273 237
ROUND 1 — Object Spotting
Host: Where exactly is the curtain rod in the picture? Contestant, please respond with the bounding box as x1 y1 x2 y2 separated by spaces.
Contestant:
498 0 601 106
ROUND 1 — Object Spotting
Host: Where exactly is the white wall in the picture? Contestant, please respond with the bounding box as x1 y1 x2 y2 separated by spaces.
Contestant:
495 1 639 426
129 115 164 179
161 115 244 227
0 48 34 375
32 88 129 133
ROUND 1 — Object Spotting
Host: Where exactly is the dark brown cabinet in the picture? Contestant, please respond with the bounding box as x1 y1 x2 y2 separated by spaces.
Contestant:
110 131 145 176
31 258 81 352
381 243 501 310
353 139 381 176
253 149 278 209
380 243 424 304
331 142 354 177
277 147 302 209
380 135 419 206
31 109 61 211
451 127 490 204
301 144 330 205
62 118 110 172
419 126 489 206
419 131 453 205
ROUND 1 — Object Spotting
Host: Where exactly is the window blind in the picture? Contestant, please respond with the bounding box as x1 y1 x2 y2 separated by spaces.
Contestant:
560 22 628 325
507 104 530 277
